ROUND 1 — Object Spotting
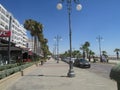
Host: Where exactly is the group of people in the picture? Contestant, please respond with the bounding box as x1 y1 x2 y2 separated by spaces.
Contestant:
92 54 109 63
101 54 109 62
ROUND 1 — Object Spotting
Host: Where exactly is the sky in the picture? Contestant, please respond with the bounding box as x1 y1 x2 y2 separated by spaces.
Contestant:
0 0 120 56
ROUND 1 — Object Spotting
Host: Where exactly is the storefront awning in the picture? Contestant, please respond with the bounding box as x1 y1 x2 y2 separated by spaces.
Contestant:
0 46 22 51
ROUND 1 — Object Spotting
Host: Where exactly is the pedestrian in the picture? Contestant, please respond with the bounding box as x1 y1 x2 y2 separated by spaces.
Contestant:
41 61 43 65
93 56 96 63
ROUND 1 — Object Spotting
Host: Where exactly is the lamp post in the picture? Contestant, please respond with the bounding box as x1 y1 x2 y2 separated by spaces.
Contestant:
54 35 62 63
57 0 82 77
96 35 103 62
8 16 12 64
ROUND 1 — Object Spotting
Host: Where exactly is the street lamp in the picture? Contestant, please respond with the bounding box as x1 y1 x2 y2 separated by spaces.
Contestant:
8 16 12 64
54 35 62 63
96 35 103 62
57 0 82 77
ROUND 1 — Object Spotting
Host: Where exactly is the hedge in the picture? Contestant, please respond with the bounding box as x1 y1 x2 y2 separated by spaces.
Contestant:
0 63 18 71
0 62 34 80
110 63 120 81
110 63 120 90
0 71 6 79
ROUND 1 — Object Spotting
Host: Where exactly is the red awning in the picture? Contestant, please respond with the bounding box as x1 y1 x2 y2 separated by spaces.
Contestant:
28 51 33 55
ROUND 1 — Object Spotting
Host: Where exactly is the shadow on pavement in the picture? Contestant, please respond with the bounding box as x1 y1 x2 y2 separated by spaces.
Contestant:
24 74 67 78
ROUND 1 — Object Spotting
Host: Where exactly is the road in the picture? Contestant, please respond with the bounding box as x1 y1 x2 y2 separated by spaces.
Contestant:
86 63 116 79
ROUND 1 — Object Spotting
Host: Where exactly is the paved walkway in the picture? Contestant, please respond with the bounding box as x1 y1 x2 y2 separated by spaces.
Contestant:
7 58 117 90
109 59 120 64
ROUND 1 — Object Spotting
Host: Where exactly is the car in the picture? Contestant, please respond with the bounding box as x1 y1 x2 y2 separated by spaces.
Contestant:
61 57 76 64
65 57 76 63
74 58 91 68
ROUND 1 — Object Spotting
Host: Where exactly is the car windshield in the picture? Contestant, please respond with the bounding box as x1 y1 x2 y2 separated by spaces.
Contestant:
79 59 88 63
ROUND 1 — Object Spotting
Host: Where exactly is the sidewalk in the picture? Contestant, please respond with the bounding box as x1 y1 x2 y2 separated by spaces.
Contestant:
7 58 117 90
109 59 120 64
89 58 120 64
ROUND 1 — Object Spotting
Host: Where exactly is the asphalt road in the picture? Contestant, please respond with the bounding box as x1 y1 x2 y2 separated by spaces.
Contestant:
86 63 115 79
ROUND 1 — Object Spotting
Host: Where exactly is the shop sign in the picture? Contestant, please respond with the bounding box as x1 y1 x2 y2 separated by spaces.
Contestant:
0 30 11 37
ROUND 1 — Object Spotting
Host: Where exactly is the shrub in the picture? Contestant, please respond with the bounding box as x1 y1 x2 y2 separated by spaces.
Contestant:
0 62 34 80
110 64 120 81
0 66 6 71
5 69 14 76
13 67 20 73
0 71 6 79
0 63 18 71
8 63 18 68
110 63 120 90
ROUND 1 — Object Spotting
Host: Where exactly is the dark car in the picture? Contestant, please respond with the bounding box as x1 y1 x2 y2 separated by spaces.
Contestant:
74 59 91 68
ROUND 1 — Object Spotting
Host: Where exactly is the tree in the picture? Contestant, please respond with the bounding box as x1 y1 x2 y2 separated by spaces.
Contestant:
102 50 109 62
114 48 120 59
80 45 86 59
61 51 69 58
88 50 95 62
80 41 90 59
102 51 107 55
72 50 81 58
41 38 49 59
24 19 50 61
84 41 90 58
24 19 43 54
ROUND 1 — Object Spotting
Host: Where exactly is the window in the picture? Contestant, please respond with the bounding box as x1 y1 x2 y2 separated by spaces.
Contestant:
5 25 8 29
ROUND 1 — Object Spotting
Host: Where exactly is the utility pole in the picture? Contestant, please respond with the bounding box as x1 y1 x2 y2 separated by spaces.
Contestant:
54 35 62 63
96 35 103 62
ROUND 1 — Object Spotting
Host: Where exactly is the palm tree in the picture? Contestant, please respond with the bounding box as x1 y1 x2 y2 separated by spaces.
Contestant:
88 50 95 62
80 41 90 59
84 41 90 47
72 50 81 58
102 51 107 55
80 45 86 59
24 19 43 54
84 41 90 58
114 48 120 59
41 38 49 59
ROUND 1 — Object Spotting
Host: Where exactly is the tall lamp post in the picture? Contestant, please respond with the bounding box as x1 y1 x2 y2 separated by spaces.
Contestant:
54 35 62 63
8 16 12 64
96 35 103 62
57 0 82 77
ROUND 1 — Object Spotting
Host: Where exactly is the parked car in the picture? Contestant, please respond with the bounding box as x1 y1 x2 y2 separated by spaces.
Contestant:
74 58 91 68
61 57 76 64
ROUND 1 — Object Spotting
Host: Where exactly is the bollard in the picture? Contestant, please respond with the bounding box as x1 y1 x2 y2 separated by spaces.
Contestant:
41 61 43 65
117 82 120 90
21 70 24 76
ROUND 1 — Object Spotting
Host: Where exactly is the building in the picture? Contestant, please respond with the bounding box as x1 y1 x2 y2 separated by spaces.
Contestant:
0 4 28 48
27 38 42 57
0 4 28 64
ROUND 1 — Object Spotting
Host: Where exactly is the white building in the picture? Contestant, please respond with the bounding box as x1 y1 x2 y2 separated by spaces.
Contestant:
0 4 28 48
27 38 34 52
27 38 42 56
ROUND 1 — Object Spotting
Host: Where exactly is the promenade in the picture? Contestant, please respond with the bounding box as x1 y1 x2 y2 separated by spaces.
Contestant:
6 58 117 90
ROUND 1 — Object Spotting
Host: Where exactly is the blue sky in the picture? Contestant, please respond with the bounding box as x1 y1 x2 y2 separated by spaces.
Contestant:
1 0 120 55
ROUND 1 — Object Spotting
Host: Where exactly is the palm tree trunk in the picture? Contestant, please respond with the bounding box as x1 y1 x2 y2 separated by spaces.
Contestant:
83 51 85 59
89 55 91 62
117 52 119 59
34 36 37 54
